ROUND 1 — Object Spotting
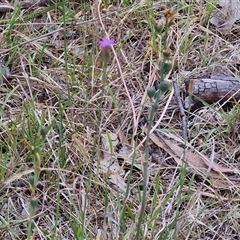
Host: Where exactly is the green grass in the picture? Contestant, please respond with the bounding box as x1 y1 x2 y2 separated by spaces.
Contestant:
0 0 240 239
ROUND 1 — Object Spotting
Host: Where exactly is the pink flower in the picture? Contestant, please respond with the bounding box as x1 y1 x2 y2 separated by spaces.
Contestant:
99 37 115 48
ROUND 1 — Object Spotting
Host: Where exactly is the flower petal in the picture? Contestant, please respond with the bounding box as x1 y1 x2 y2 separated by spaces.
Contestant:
99 37 115 48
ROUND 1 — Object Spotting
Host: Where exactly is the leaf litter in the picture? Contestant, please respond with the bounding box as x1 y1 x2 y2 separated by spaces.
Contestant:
97 132 127 193
1 0 240 238
149 129 240 188
210 0 240 35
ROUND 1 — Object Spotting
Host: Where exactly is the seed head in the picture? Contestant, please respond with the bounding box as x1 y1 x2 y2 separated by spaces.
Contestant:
164 8 177 27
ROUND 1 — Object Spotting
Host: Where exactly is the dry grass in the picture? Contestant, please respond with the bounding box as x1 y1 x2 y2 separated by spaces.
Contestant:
0 0 240 239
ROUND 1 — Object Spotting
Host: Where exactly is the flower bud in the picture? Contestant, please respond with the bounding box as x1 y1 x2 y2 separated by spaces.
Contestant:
147 87 156 98
159 81 170 92
162 61 172 75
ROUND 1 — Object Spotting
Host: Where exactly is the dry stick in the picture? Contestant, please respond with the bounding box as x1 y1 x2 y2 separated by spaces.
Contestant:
19 56 33 99
172 80 188 142
97 1 137 132
0 28 62 55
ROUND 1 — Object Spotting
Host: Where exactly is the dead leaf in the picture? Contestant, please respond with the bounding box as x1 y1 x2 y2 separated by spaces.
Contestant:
149 131 240 188
149 132 207 169
210 0 240 35
118 129 129 145
97 132 126 193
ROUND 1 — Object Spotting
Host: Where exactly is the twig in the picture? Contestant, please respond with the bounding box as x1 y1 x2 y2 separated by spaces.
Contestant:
172 80 188 142
0 28 62 55
97 1 137 132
